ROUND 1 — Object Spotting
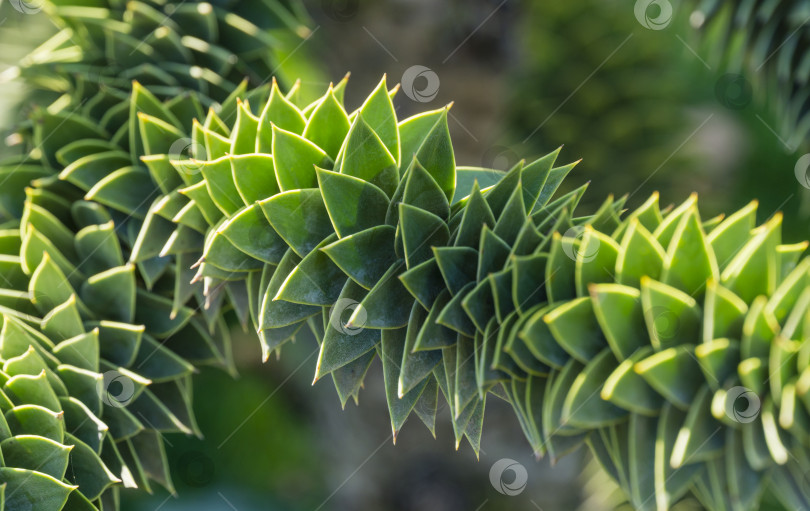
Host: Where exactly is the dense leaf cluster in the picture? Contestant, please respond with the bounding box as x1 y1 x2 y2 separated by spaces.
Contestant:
0 0 307 509
127 76 810 511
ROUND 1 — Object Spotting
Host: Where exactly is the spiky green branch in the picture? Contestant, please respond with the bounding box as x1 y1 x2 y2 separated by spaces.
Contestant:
28 75 805 511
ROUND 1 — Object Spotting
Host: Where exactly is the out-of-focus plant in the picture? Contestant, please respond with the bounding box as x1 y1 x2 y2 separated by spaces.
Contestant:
3 0 320 106
507 0 704 206
691 0 810 150
507 0 810 240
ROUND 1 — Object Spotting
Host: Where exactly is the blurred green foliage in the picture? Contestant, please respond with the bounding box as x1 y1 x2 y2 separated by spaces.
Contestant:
121 362 325 511
507 0 807 242
508 1 700 206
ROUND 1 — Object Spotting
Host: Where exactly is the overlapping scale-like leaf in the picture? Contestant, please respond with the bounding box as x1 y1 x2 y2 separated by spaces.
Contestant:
142 76 810 511
7 24 810 507
0 193 229 508
0 1 324 509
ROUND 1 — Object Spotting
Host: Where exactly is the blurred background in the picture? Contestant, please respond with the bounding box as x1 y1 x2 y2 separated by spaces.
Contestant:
0 0 806 509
